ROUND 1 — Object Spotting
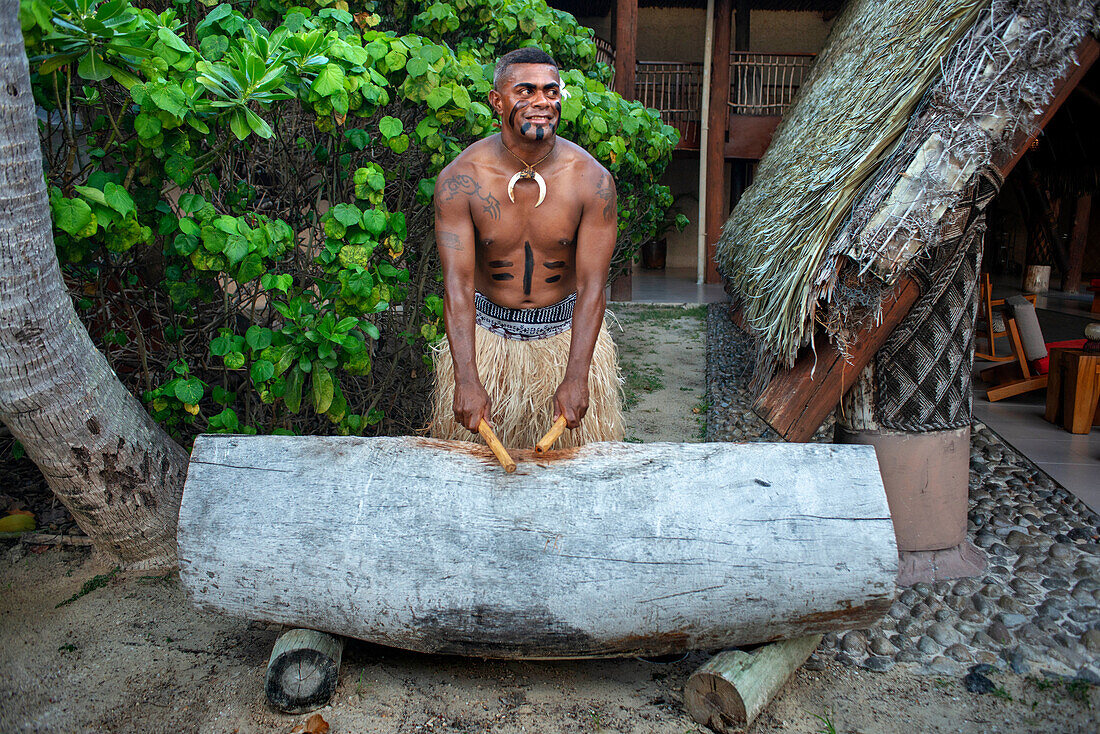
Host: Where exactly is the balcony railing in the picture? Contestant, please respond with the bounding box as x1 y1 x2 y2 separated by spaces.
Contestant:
728 52 815 116
634 61 704 149
592 43 815 151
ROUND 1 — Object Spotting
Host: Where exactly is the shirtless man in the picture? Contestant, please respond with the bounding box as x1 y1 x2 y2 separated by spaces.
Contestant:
428 47 624 449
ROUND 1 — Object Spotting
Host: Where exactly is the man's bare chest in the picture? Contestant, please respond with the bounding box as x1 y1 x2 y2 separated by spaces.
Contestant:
469 176 584 248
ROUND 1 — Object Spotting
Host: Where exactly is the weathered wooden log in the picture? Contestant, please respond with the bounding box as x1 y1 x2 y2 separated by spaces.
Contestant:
684 635 822 733
265 628 344 714
179 436 897 659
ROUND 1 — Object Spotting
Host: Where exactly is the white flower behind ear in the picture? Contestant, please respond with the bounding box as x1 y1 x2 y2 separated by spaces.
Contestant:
561 84 571 100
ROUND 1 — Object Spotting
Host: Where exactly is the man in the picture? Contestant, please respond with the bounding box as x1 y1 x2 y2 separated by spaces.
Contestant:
429 47 624 449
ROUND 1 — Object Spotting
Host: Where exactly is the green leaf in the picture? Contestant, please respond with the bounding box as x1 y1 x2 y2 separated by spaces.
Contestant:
331 203 361 227
245 325 273 351
284 366 304 413
147 83 190 117
134 112 162 139
312 64 345 96
157 27 193 55
360 208 386 235
244 108 273 139
426 86 451 110
405 56 429 78
209 407 239 432
228 109 250 140
223 234 249 265
344 128 370 150
235 253 264 283
378 116 403 139
53 198 92 236
164 155 194 186
250 359 275 383
451 85 471 109
363 322 381 340
261 273 293 292
74 185 107 207
174 378 203 404
387 133 409 154
103 182 135 217
77 52 112 82
210 334 232 356
311 364 334 414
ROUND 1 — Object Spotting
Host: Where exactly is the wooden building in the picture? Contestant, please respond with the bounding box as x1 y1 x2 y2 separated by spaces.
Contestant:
549 0 845 290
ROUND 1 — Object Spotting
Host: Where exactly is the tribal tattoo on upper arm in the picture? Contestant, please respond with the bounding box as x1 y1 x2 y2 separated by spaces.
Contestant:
596 172 615 222
438 174 501 220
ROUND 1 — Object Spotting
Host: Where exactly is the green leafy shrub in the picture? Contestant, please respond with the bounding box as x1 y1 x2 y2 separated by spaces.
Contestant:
22 0 679 440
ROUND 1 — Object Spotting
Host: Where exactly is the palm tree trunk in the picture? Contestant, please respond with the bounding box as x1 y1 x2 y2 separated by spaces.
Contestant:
0 1 186 569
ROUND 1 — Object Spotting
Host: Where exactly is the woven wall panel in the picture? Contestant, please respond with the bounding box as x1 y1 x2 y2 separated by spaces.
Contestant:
873 172 1000 432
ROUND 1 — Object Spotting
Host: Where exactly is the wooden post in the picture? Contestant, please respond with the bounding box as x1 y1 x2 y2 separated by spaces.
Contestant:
610 0 638 300
683 635 822 733
1062 193 1091 293
265 628 345 714
704 0 733 284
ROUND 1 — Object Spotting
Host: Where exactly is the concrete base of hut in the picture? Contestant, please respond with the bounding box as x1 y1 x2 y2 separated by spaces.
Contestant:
835 425 987 585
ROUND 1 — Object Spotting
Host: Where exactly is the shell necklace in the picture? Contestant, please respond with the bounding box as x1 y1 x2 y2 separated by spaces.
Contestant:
503 141 554 208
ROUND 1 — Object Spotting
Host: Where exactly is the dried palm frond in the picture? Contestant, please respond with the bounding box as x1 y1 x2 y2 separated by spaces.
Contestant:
716 0 987 368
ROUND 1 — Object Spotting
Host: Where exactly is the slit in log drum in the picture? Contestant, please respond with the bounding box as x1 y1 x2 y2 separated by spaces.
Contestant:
179 436 897 659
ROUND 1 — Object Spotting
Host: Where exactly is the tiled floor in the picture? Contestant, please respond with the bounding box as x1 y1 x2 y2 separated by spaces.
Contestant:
974 279 1099 515
634 270 1100 514
621 266 728 304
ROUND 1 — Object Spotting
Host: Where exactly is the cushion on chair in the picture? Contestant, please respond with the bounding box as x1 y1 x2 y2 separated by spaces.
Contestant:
1006 295 1047 362
1033 339 1088 375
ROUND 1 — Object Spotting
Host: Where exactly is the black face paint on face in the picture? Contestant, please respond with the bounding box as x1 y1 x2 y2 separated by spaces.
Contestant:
492 273 514 281
534 126 545 141
508 101 527 129
488 260 513 268
523 242 533 296
520 122 532 135
545 274 562 283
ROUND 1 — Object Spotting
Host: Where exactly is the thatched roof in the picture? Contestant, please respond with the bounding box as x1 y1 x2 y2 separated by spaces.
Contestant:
715 0 1100 373
548 0 844 18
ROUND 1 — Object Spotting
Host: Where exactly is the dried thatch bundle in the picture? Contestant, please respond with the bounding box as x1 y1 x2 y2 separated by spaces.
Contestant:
716 0 1099 375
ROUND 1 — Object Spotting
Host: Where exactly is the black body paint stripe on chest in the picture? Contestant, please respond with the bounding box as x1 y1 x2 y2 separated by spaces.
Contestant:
492 273 514 281
488 260 513 268
544 261 566 269
545 274 562 283
523 242 534 295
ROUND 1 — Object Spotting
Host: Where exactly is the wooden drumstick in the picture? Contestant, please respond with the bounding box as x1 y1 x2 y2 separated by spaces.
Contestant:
535 415 568 454
477 420 516 473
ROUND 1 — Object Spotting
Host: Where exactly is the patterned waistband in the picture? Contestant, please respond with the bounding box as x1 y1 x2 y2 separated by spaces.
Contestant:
474 291 575 341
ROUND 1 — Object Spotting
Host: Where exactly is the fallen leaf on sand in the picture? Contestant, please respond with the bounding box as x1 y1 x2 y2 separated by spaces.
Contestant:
290 713 329 734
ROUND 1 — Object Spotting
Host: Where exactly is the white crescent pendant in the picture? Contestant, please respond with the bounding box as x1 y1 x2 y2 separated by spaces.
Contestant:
507 170 547 208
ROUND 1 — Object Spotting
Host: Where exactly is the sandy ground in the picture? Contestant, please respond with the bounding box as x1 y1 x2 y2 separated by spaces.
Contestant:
1 304 1097 733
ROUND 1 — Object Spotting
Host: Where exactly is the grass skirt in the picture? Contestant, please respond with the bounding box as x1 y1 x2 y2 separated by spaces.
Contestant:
430 322 624 449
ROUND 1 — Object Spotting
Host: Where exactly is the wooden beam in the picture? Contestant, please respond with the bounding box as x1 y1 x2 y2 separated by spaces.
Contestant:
704 0 733 284
753 276 921 443
734 0 750 52
610 0 637 300
612 0 637 102
999 36 1100 178
726 115 781 159
1063 193 1091 293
